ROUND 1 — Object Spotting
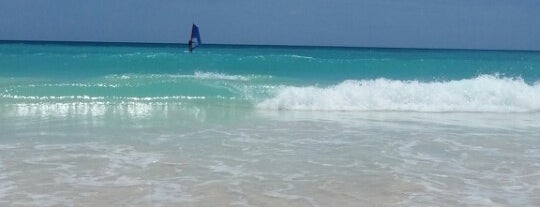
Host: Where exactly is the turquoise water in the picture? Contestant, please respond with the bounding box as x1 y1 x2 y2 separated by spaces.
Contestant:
1 43 540 206
2 44 539 82
1 43 540 112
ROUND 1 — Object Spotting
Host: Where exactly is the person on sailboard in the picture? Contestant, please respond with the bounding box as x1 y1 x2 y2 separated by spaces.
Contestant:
188 39 194 53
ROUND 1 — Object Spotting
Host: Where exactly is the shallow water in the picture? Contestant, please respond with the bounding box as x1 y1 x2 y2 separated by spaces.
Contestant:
1 109 539 206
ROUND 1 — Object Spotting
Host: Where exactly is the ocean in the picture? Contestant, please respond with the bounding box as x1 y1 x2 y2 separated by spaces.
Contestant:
1 42 539 206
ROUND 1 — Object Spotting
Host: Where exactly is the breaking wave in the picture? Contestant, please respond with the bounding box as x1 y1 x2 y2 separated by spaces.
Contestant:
257 75 540 112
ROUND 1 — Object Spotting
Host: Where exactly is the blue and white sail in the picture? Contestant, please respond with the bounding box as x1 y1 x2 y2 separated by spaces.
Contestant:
191 24 201 45
189 23 201 51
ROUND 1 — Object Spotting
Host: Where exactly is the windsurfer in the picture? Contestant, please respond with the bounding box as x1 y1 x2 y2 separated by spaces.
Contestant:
188 39 194 52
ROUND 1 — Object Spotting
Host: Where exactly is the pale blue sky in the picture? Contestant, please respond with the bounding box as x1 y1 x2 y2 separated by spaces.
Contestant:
1 0 539 50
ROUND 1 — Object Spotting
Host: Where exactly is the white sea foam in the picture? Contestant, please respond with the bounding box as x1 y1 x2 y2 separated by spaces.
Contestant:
285 54 315 60
242 54 314 60
192 71 251 81
24 83 120 88
257 75 540 112
105 71 258 81
1 95 206 101
3 102 193 118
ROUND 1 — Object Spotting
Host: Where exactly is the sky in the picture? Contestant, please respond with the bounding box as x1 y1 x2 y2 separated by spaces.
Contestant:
0 0 539 50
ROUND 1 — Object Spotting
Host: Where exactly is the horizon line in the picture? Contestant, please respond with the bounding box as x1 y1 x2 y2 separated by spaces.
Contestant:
0 39 538 53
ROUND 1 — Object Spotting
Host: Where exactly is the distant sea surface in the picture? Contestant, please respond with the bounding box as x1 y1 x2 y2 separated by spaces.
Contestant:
1 42 539 206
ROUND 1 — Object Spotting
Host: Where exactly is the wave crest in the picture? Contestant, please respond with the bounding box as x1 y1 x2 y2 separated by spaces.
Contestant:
105 72 263 81
257 75 540 112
